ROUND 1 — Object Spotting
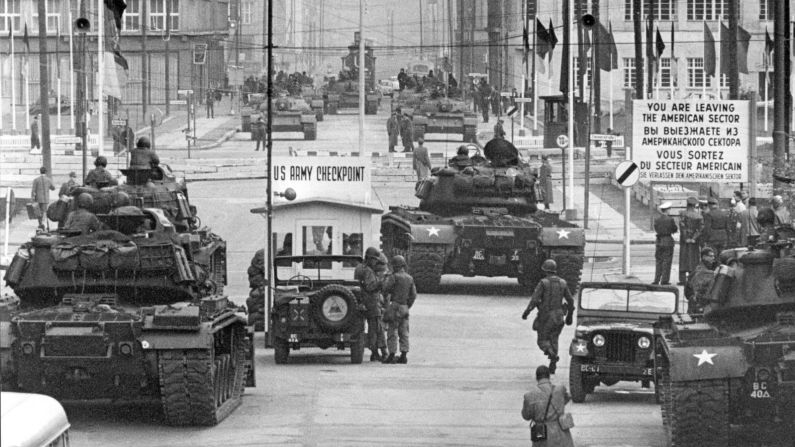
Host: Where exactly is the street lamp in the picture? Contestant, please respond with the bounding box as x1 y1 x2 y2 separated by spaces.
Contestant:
74 16 90 182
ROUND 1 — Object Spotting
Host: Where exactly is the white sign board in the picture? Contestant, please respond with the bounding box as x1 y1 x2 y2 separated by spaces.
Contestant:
514 97 533 103
632 100 749 182
272 156 372 204
556 134 569 148
614 161 640 187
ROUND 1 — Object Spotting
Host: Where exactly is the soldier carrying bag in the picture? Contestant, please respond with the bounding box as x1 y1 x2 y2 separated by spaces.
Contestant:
530 387 554 441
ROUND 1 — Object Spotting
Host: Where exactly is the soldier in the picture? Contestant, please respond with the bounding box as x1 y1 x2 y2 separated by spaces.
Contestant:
521 365 575 447
413 137 432 181
381 255 417 364
58 171 78 199
354 247 387 362
521 259 574 374
30 115 41 150
772 195 791 226
684 247 716 315
64 193 101 235
399 111 414 152
205 89 215 119
478 79 491 123
739 197 761 247
678 197 703 285
703 197 729 256
109 191 143 216
31 166 55 230
387 108 401 153
130 136 160 169
254 117 266 151
85 156 119 188
449 145 473 171
493 118 506 139
653 202 677 285
538 155 553 210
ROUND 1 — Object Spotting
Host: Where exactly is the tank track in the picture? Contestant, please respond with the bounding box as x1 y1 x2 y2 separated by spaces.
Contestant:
407 244 445 293
665 375 730 447
554 250 585 295
158 325 247 426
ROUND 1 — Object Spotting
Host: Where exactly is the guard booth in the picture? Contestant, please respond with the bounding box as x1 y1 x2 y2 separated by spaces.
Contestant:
540 95 588 149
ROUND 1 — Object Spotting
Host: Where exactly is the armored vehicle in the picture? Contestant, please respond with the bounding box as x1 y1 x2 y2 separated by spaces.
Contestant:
411 96 478 143
323 34 378 115
381 139 585 293
568 281 678 403
1 159 255 426
654 225 795 446
300 86 325 121
249 92 317 140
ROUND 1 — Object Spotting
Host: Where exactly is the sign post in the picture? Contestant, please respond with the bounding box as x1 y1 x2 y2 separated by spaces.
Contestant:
614 160 640 276
506 105 519 143
557 134 569 211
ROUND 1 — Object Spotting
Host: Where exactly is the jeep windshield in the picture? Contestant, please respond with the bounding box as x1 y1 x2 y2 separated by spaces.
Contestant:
579 285 677 314
274 255 364 283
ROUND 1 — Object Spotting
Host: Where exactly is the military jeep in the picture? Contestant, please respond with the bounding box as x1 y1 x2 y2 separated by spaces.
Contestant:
270 255 366 364
568 281 679 403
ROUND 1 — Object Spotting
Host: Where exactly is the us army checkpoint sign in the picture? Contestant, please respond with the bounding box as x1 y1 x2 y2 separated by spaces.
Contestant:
272 156 372 204
632 100 750 182
614 161 639 187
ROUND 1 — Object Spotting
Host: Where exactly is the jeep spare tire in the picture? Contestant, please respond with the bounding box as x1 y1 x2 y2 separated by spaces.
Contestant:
312 284 358 333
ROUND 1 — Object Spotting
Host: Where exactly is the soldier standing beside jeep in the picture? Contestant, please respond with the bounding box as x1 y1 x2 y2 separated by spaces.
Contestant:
355 247 388 362
521 259 574 374
381 255 417 364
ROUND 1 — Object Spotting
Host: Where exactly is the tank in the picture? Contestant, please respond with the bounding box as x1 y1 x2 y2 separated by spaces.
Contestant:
411 95 478 143
380 139 585 293
654 224 795 446
300 85 325 122
0 160 255 426
249 92 317 140
323 34 379 115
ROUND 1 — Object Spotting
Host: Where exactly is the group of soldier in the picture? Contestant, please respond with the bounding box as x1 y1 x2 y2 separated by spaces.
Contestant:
353 247 417 364
386 107 416 153
653 192 792 313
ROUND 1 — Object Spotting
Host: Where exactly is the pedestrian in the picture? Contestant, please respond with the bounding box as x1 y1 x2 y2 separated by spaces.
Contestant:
493 119 506 139
84 156 118 188
470 80 480 113
413 137 432 181
387 108 401 153
491 88 501 117
354 247 387 362
521 365 575 447
739 197 760 247
63 193 101 236
771 195 791 226
538 155 553 210
684 247 716 315
205 89 215 118
703 197 729 256
31 166 55 230
677 197 703 285
399 112 414 152
30 115 41 150
521 259 574 374
478 79 491 123
254 116 266 151
381 255 417 364
652 201 677 285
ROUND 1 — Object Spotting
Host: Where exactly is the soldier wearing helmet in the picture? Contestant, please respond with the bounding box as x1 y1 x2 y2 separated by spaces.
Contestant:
521 259 574 374
130 136 160 170
64 193 101 235
354 246 387 362
84 156 118 188
449 145 473 171
109 191 143 216
380 254 417 364
684 247 716 315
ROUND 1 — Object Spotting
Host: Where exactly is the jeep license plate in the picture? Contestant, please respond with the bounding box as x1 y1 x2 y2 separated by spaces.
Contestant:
489 255 506 265
580 364 599 373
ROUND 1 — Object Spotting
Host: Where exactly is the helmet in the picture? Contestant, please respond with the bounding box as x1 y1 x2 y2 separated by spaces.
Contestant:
541 259 557 273
364 247 381 260
94 155 108 167
391 255 407 269
77 193 94 209
136 136 151 149
112 191 130 207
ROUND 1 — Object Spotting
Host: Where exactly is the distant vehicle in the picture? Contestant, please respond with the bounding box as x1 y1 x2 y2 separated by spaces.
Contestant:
378 79 399 97
568 281 679 403
406 61 433 77
29 96 71 116
1 392 71 447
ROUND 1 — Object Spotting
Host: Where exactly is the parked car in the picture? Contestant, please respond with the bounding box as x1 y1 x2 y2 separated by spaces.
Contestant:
378 79 399 97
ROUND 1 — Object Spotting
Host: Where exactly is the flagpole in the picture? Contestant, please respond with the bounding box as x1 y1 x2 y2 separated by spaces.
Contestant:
10 27 15 131
702 21 706 98
25 52 30 131
68 4 74 131
714 0 720 98
609 52 613 129
567 0 575 217
670 23 675 99
57 24 62 131
520 0 526 130
533 16 538 131
98 0 104 155
764 52 768 132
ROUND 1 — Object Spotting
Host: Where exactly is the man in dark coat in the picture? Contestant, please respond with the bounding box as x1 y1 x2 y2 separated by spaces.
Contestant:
31 115 41 150
703 197 730 256
493 119 506 139
678 197 703 285
205 89 215 118
387 109 401 152
653 202 678 285
521 259 574 374
399 112 414 152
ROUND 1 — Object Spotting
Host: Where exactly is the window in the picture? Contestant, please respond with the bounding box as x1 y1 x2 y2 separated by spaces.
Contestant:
342 232 363 267
686 57 725 89
623 57 636 89
32 0 60 34
149 0 178 31
575 56 592 88
241 1 252 25
123 0 139 31
759 0 773 21
0 0 22 33
303 226 332 269
625 0 676 21
658 57 671 88
686 0 728 21
274 232 293 261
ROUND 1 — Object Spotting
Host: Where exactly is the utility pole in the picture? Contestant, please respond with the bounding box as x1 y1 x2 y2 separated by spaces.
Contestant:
141 0 147 120
646 0 654 100
235 0 241 115
37 0 52 174
76 0 88 181
265 0 274 347
632 0 644 100
165 0 171 115
592 0 601 132
727 0 738 99
419 0 423 58
773 0 791 189
458 0 464 86
358 0 365 155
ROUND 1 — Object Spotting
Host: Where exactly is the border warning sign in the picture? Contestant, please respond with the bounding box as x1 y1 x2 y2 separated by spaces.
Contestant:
632 100 749 183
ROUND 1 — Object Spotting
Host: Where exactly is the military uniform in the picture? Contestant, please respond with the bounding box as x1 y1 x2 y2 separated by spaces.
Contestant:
538 159 553 209
399 115 414 152
678 201 703 284
354 261 386 356
653 204 678 285
523 274 574 371
685 258 715 314
84 167 118 188
449 154 473 170
387 113 400 152
703 201 730 255
521 378 575 447
64 208 101 235
382 269 417 359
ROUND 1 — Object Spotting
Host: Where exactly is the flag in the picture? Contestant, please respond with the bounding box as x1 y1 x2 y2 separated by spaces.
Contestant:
104 0 127 31
655 27 665 59
5 27 11 57
735 25 750 75
22 23 29 53
596 22 618 72
55 24 61 79
719 23 751 75
103 1 128 99
548 19 558 79
764 27 774 66
645 19 654 68
21 23 29 78
536 18 550 58
523 25 529 64
703 22 716 77
670 22 677 87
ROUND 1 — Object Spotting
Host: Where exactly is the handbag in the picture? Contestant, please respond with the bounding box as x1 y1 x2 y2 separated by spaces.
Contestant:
530 387 554 441
558 412 575 431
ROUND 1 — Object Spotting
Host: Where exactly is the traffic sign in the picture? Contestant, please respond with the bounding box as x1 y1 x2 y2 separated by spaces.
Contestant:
590 134 619 142
615 161 640 187
111 119 127 126
513 97 533 103
556 134 569 148
171 99 187 105
177 89 193 95
506 105 519 117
